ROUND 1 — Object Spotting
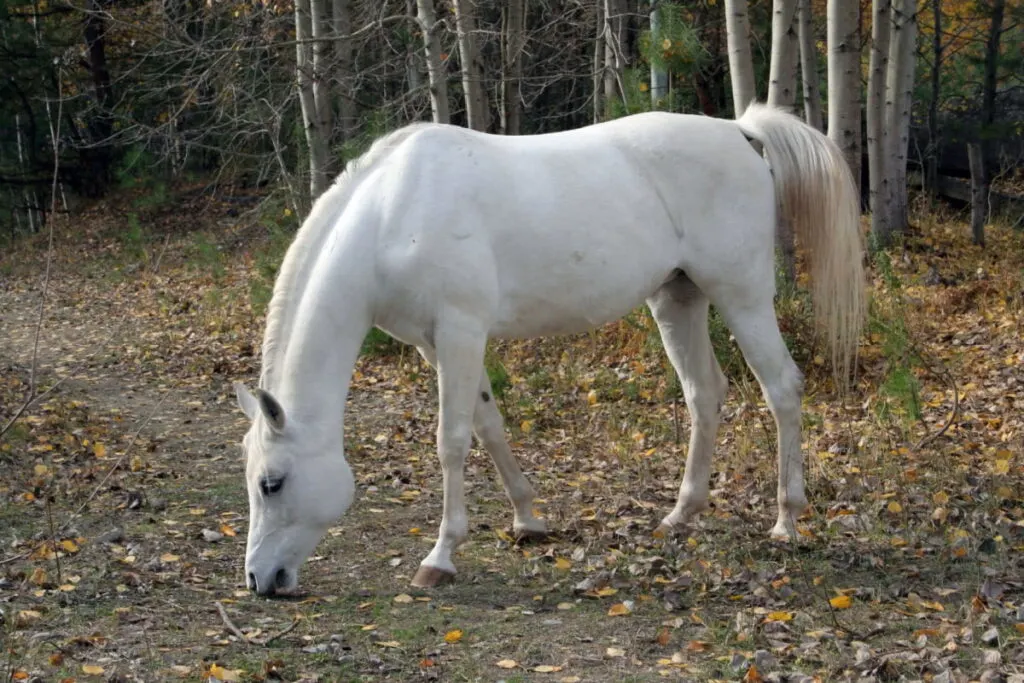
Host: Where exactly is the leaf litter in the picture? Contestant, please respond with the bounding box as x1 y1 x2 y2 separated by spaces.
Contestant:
0 196 1021 680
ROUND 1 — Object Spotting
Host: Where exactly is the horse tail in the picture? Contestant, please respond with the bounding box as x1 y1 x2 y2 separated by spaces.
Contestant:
735 102 866 387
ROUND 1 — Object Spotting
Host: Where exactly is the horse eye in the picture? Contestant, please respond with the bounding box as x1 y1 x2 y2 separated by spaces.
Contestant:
260 476 285 496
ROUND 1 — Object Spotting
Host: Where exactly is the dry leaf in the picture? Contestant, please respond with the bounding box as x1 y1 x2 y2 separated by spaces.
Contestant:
607 602 632 616
533 664 563 673
596 587 618 597
830 595 852 609
887 501 903 513
606 647 626 657
554 557 572 570
763 611 794 622
495 659 518 669
444 629 463 643
206 664 241 681
81 664 105 675
393 593 414 604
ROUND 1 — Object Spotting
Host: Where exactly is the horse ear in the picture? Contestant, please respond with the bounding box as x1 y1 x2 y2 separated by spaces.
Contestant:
255 389 286 433
235 382 259 420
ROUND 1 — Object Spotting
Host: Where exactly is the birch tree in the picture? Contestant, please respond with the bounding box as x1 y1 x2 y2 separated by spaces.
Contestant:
767 0 799 112
333 0 355 141
453 0 490 132
827 0 862 189
603 0 627 117
594 1 605 123
867 0 892 241
416 0 450 124
797 0 823 129
295 0 331 200
725 0 757 116
884 0 918 235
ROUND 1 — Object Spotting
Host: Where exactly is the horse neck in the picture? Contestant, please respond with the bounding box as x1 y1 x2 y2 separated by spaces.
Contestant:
270 239 374 430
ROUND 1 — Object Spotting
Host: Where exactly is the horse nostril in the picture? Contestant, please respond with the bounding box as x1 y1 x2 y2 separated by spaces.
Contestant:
274 568 288 590
247 572 257 592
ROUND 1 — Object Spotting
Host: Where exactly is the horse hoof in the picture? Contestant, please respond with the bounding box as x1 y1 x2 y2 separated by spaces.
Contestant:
411 565 456 588
513 526 549 543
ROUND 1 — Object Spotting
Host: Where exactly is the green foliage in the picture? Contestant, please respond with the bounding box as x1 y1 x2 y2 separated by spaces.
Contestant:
870 251 923 426
119 213 149 262
187 232 225 280
248 196 300 315
361 328 403 357
642 3 710 76
485 346 512 403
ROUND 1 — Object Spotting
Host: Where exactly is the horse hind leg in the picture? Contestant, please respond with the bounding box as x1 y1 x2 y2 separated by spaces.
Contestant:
647 275 729 536
715 294 807 540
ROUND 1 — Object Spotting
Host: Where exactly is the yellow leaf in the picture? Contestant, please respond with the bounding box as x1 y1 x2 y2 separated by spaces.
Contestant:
764 611 794 622
1014 623 1024 634
82 664 105 675
130 455 144 472
554 557 572 571
206 663 241 681
15 610 42 627
11 671 28 681
920 600 945 612
662 38 672 49
496 659 518 669
61 539 80 553
93 443 107 458
160 553 180 562
993 458 1010 475
520 419 534 433
829 595 852 609
34 464 49 476
59 584 77 592
533 664 563 673
283 208 292 217
393 593 414 604
933 491 949 505
607 602 632 616
639 82 649 93
596 587 618 597
606 646 626 657
444 629 463 643
29 567 48 586
586 389 598 406
887 501 903 513
219 524 237 537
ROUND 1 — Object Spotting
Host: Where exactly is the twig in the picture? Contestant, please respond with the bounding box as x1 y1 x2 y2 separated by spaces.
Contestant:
257 618 300 646
912 347 960 450
215 601 250 643
45 494 62 585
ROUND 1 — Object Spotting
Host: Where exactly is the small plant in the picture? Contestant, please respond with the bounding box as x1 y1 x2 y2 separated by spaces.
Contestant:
361 327 403 357
870 251 924 427
188 232 225 280
119 213 149 263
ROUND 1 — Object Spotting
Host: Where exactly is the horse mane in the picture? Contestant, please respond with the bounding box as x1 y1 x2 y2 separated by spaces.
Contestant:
258 123 435 390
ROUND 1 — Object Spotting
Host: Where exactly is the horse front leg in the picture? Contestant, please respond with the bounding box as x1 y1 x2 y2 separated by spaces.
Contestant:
411 319 487 588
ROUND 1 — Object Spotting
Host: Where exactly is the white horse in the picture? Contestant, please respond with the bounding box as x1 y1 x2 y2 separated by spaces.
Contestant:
233 103 865 596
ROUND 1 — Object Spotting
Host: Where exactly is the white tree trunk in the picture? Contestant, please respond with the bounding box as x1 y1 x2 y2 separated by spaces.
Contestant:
885 0 917 233
767 0 799 111
797 0 823 129
603 0 626 116
501 0 526 134
453 0 490 132
296 0 331 201
416 0 450 124
725 0 757 116
649 1 668 107
867 0 892 242
827 0 862 191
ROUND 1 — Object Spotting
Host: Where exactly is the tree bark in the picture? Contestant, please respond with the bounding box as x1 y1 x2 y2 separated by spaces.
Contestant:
83 0 115 195
797 0 823 129
827 0 862 192
725 0 757 116
925 0 941 197
416 0 450 124
867 0 892 243
968 142 986 246
333 0 355 141
594 1 605 123
649 1 668 107
884 0 917 234
971 0 1005 245
603 0 626 117
767 0 799 112
295 0 331 201
453 0 490 132
501 0 526 134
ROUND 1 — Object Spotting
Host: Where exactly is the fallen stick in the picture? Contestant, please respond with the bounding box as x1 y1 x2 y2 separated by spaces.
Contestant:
215 601 250 643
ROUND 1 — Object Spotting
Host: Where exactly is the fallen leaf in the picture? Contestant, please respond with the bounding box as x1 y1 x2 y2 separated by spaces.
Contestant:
376 641 402 648
81 664 105 675
393 593 414 604
205 663 241 681
533 664 563 673
607 602 632 616
830 595 852 609
887 501 903 513
220 524 237 537
743 665 764 683
596 587 618 597
606 647 626 657
496 659 518 669
160 553 180 562
763 611 794 622
554 557 572 570
444 629 463 643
